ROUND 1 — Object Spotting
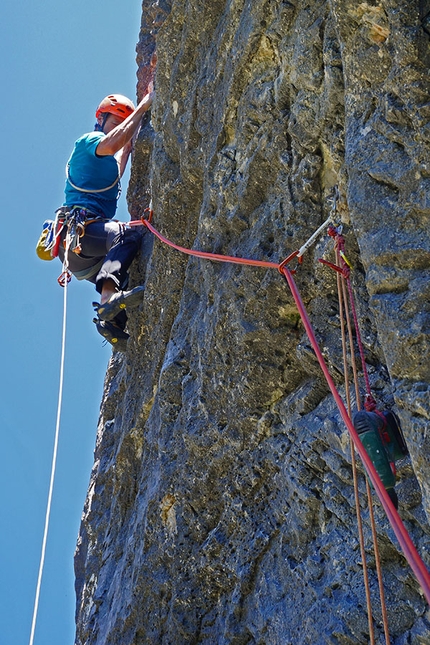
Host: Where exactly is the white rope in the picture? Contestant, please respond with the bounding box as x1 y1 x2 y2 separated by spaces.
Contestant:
29 253 69 645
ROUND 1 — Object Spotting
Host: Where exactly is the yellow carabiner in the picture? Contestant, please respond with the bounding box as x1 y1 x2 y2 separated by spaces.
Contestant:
340 250 352 269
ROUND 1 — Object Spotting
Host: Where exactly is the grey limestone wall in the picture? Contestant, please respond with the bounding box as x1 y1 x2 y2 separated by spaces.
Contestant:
75 1 430 643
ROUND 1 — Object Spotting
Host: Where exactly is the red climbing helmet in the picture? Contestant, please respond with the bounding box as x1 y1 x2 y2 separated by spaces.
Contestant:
95 94 135 121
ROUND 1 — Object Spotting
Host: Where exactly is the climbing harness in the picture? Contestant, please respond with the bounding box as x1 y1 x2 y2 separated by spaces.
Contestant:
36 206 115 286
29 237 70 645
127 204 430 608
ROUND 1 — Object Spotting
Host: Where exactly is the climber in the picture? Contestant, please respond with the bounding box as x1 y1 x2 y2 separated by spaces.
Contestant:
56 83 154 351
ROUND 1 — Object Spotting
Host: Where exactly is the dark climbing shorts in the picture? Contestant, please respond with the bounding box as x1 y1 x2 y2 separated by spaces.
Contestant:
58 220 142 293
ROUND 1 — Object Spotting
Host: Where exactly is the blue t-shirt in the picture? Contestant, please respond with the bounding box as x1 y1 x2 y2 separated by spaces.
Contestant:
64 131 120 219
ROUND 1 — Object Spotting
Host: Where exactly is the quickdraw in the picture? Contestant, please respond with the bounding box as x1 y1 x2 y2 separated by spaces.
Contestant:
57 269 72 287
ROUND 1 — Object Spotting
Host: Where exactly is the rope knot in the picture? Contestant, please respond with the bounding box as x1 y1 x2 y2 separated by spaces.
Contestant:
364 394 377 411
327 224 338 239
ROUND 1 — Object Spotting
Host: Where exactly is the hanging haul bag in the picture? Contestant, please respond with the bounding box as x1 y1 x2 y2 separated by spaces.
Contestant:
354 409 408 509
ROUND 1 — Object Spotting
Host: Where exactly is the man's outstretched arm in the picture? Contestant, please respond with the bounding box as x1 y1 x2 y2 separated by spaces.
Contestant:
96 91 154 157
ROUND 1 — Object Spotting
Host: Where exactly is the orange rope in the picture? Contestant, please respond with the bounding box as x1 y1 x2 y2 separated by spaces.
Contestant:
335 244 391 644
336 254 376 645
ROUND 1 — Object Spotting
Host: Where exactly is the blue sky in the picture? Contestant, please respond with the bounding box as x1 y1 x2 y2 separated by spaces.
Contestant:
1 2 143 643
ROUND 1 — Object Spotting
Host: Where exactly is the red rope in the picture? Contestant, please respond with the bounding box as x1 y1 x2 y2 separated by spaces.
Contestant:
336 246 390 643
128 214 430 602
129 217 282 270
325 226 375 402
346 278 373 399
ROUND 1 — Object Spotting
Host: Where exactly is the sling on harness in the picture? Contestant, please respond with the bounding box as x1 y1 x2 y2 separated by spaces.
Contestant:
59 207 116 284
66 163 121 195
65 158 122 197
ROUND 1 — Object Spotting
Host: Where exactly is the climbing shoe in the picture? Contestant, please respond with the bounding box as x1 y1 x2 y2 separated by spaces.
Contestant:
93 318 129 352
93 285 144 322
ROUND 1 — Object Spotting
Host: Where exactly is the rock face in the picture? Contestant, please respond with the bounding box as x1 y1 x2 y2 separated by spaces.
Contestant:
74 1 430 643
